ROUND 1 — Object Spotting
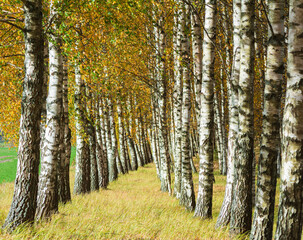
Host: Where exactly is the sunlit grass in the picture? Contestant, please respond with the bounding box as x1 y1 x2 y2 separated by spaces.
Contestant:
0 162 232 240
0 147 18 184
0 154 285 240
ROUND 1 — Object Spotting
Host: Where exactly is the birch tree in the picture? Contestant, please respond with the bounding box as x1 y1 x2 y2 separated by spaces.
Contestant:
36 0 63 219
250 0 285 239
179 1 195 211
173 0 183 199
191 0 203 132
216 0 241 228
105 98 118 182
74 63 90 194
3 0 44 230
194 0 216 219
230 0 255 235
98 99 109 188
59 56 71 203
275 1 303 239
158 13 172 194
87 93 99 191
117 101 128 173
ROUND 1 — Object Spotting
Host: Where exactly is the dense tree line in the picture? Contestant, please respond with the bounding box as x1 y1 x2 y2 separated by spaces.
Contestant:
0 0 303 239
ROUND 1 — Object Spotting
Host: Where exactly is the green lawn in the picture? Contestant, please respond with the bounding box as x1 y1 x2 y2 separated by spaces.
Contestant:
0 147 76 184
0 147 18 184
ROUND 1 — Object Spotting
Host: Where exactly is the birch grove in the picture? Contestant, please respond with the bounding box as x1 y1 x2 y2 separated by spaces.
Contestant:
1 0 303 238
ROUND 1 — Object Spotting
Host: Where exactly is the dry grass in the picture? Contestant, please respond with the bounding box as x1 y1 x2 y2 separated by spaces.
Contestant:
0 163 232 240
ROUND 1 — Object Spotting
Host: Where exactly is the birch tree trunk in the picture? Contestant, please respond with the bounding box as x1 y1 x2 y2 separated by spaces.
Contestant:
106 99 118 181
99 100 109 188
220 84 227 176
126 97 138 171
230 0 255 235
3 0 44 230
124 131 132 170
152 97 161 178
250 0 284 239
216 0 241 228
110 99 124 175
178 1 195 211
60 56 71 203
40 42 48 145
275 1 303 239
117 102 128 173
158 14 172 194
36 2 63 218
134 107 144 167
214 93 223 174
191 0 203 133
194 0 216 219
74 64 90 195
173 0 183 199
87 94 98 192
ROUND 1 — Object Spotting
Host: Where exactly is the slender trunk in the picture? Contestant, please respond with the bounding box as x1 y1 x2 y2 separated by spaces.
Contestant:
194 0 216 219
59 56 71 203
73 64 90 195
106 98 118 181
126 97 138 171
230 0 255 235
135 111 144 167
158 14 172 194
126 124 138 171
99 100 109 188
36 4 63 218
3 0 43 230
110 100 123 175
191 0 203 134
275 1 303 239
220 84 227 176
250 1 285 237
216 0 241 228
117 102 128 173
123 129 132 170
152 97 161 178
40 41 48 146
214 92 223 174
87 95 98 191
173 0 183 199
179 1 195 211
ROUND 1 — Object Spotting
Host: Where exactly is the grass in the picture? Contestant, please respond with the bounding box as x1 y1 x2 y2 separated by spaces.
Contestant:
0 147 76 184
0 162 232 240
0 150 283 240
0 147 18 184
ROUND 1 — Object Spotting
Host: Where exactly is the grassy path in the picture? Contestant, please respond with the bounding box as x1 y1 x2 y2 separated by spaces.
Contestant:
0 164 230 239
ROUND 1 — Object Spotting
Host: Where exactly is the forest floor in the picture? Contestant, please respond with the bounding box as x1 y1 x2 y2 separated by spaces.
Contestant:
0 162 235 240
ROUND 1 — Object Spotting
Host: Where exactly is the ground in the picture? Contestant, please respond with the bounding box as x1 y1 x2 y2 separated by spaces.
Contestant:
0 158 231 239
0 147 281 240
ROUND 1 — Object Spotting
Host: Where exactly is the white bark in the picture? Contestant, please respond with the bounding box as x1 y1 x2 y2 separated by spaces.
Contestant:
194 0 216 219
275 1 303 239
230 0 255 235
36 1 63 219
173 0 183 199
216 0 241 228
179 2 196 211
250 0 285 239
3 0 44 230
